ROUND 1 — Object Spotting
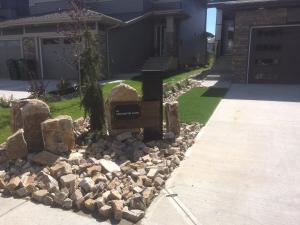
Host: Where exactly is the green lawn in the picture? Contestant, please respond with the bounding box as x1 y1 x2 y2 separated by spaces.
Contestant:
0 66 215 144
178 87 228 124
0 107 10 144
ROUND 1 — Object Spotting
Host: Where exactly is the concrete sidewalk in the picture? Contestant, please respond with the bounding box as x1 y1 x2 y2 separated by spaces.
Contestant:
0 197 112 225
142 84 300 225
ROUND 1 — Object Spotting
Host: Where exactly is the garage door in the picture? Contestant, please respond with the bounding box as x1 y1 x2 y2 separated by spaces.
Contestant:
0 40 21 79
249 26 300 84
42 38 77 80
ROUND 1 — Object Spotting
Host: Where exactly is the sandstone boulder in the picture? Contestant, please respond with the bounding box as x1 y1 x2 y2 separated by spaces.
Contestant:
10 100 29 133
105 84 140 134
165 102 180 137
21 99 50 152
6 129 28 160
42 115 75 155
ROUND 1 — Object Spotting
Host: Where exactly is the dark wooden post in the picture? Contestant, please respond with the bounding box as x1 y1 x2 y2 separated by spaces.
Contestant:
142 71 163 141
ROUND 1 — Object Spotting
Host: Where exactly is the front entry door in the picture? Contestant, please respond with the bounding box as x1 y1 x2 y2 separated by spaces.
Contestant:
154 24 166 56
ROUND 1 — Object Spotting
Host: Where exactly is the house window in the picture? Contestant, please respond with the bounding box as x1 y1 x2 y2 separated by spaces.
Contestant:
43 38 60 45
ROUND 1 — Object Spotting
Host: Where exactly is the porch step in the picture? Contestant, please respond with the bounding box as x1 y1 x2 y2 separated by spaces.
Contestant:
142 57 178 72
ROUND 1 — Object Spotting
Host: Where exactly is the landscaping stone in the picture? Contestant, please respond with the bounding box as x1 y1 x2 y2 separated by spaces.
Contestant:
98 205 112 218
105 84 140 134
99 159 120 173
32 151 60 166
0 119 202 223
79 177 95 193
10 100 30 133
50 161 72 178
84 198 96 212
21 99 50 152
165 102 180 137
42 115 75 154
6 129 28 160
112 200 123 221
62 198 73 209
38 172 59 192
32 189 49 203
60 174 77 187
122 208 145 223
6 176 21 191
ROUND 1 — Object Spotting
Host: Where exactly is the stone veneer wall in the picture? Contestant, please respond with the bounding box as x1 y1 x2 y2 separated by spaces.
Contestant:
233 8 287 82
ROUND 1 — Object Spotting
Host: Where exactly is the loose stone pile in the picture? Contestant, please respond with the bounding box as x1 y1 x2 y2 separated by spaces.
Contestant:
164 78 203 103
0 123 201 223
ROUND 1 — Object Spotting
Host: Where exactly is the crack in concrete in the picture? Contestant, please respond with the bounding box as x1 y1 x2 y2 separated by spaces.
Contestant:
0 200 28 218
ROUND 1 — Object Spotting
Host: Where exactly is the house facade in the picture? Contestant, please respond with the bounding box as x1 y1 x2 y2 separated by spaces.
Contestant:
209 0 300 84
0 0 207 80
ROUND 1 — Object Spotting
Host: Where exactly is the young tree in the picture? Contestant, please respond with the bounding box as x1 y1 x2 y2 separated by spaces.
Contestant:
80 28 105 131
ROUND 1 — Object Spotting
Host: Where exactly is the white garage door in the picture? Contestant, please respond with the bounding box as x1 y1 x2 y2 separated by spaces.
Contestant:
42 38 78 80
0 40 21 79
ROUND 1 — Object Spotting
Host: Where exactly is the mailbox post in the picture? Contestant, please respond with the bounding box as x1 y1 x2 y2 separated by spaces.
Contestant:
142 71 164 141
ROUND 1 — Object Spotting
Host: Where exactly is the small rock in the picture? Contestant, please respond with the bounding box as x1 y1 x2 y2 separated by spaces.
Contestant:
154 176 165 187
86 165 102 176
6 129 28 160
98 205 112 218
53 190 68 206
32 189 49 202
70 189 83 208
142 187 155 206
43 195 54 206
38 173 59 192
122 208 145 223
129 194 147 211
32 151 60 166
50 161 72 178
68 152 84 165
147 168 158 179
109 190 122 200
62 198 73 210
60 174 77 187
112 200 123 221
99 159 120 173
15 187 30 197
84 198 96 212
133 186 143 194
6 177 21 191
116 132 132 142
95 197 105 209
0 178 6 189
79 177 95 192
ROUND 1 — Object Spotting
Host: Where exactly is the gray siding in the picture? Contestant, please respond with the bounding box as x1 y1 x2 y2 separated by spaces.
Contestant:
178 0 207 66
108 19 154 76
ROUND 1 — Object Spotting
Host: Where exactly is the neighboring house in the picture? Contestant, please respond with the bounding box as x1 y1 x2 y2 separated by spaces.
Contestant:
0 0 29 21
209 0 300 84
207 37 216 54
0 0 207 80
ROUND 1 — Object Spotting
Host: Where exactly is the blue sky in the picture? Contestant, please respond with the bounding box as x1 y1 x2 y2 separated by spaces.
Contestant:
207 8 216 34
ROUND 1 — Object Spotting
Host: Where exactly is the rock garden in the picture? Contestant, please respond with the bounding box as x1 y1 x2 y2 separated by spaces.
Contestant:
0 82 202 223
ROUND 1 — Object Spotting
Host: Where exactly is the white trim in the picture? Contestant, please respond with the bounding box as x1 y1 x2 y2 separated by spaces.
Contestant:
246 23 300 84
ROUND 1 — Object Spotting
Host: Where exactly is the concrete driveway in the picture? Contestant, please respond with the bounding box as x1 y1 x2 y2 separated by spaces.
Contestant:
142 84 300 225
0 79 60 100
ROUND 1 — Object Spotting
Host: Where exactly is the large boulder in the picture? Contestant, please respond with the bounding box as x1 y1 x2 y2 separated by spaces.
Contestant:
105 84 140 135
10 100 30 133
19 99 50 152
42 115 75 155
6 129 28 160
